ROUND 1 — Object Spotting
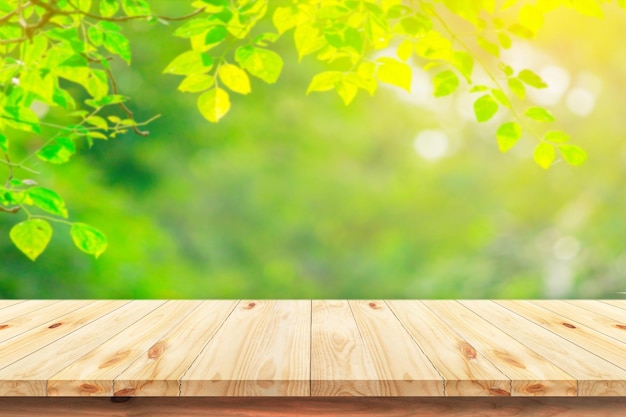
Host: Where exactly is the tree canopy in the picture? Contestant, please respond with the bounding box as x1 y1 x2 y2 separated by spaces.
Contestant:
0 0 622 262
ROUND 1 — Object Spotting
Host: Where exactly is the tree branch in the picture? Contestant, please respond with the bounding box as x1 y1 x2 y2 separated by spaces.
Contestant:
106 68 149 136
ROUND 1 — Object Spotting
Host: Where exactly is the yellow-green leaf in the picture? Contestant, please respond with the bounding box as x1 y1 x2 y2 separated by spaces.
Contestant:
433 70 459 97
27 187 68 218
307 71 342 94
197 88 231 122
558 144 588 165
496 121 521 152
178 74 215 92
164 51 213 75
534 142 556 169
218 64 251 95
508 78 526 99
474 94 498 122
234 46 283 84
10 219 53 261
376 58 412 92
525 106 555 122
71 222 108 258
518 69 547 89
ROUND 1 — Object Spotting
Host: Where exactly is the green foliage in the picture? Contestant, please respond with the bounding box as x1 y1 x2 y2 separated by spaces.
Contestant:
0 0 620 260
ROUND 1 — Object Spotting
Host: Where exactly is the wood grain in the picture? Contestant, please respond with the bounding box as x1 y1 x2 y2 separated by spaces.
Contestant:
1 300 626 398
533 300 626 345
387 300 511 396
422 300 577 396
348 300 444 396
462 300 626 396
311 300 379 396
0 300 160 396
113 300 238 396
2 397 626 417
497 300 626 372
48 300 203 396
181 300 311 396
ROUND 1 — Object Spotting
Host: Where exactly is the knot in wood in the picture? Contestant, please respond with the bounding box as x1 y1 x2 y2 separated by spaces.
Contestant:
488 388 511 396
562 322 576 329
79 383 100 393
368 302 381 309
0 324 8 330
458 341 477 359
615 324 626 330
527 383 545 393
148 341 167 359
244 302 256 309
48 322 62 329
114 388 136 396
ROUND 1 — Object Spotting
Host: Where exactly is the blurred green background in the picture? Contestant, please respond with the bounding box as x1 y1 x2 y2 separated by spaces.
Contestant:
1 3 625 299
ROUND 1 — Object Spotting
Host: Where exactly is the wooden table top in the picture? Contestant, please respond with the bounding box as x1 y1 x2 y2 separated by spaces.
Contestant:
0 299 625 397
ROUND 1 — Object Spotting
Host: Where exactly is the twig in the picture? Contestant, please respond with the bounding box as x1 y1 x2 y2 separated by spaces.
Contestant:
105 68 149 136
66 0 203 22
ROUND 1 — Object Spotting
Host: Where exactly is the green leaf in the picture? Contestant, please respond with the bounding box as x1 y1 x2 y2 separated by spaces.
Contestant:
218 64 251 95
508 78 526 100
103 31 131 63
235 46 283 84
433 70 459 97
294 24 325 60
396 39 414 61
27 187 68 218
534 142 555 169
453 51 473 80
10 219 53 261
121 0 150 17
100 0 119 17
544 130 570 143
3 107 41 134
273 6 298 34
525 106 555 122
197 88 231 122
307 71 342 93
498 32 512 49
518 69 547 89
174 18 214 38
376 58 412 92
164 51 214 75
491 88 510 108
336 78 358 106
71 223 108 258
178 74 215 92
474 94 498 122
477 36 499 57
496 121 522 152
36 137 75 164
558 144 587 165
0 132 7 152
204 25 228 45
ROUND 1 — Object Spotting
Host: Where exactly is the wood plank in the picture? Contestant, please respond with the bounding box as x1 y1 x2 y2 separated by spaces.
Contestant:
387 300 511 396
568 300 626 321
497 300 626 372
417 300 577 396
0 300 62 329
310 300 379 396
181 300 310 396
3 397 626 417
0 300 93 344
0 300 25 310
48 300 203 396
602 300 626 310
533 300 626 345
0 300 161 396
0 301 124 376
113 300 239 396
348 300 443 396
461 300 626 396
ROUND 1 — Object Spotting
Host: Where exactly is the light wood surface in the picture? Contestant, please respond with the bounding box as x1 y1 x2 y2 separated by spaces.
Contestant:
1 299 626 397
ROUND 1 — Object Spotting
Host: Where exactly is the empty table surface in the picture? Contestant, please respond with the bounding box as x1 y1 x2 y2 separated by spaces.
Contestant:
0 299 625 397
